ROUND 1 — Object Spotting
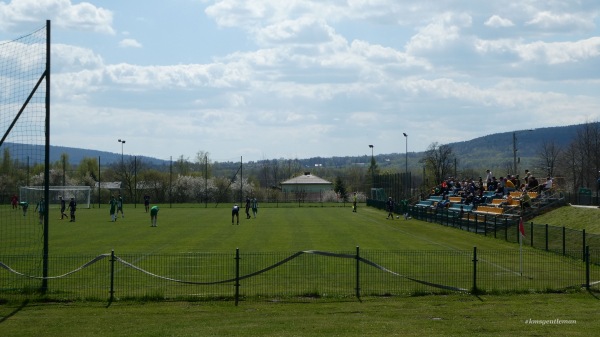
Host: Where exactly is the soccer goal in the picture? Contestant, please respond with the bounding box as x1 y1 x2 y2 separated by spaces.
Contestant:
370 188 387 201
20 186 92 209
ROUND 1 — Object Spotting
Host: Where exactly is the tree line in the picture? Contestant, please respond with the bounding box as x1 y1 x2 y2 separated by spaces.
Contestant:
0 122 597 205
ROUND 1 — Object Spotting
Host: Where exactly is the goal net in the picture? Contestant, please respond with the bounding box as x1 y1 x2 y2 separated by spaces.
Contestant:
19 186 92 209
0 21 49 290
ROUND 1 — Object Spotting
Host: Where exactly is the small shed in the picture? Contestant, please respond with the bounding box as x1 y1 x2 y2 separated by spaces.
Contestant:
280 172 333 202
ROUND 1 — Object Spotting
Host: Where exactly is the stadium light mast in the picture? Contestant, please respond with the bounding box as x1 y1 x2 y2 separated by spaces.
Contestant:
403 133 408 174
118 139 126 166
369 144 374 187
403 132 408 198
512 130 533 175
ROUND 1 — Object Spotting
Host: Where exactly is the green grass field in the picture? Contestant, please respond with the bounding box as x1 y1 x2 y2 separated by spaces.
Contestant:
1 203 599 336
1 203 597 301
32 202 552 254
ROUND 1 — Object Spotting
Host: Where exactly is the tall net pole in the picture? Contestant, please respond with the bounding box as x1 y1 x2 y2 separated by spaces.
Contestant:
42 19 51 293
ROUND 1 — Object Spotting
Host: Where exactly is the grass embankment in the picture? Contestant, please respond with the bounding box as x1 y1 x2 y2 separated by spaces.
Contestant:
533 204 600 234
1 293 598 337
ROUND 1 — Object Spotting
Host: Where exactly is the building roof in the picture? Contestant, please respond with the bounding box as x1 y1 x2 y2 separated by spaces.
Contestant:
94 181 122 189
281 172 332 185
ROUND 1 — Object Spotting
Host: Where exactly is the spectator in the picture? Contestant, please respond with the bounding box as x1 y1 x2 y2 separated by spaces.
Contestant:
504 177 516 194
541 176 553 195
524 170 532 185
528 176 539 192
485 169 493 185
520 191 532 209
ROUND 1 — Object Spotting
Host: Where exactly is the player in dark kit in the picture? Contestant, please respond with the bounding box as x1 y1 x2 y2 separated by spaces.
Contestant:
144 195 150 213
245 197 251 219
68 197 77 222
59 196 67 219
386 197 394 220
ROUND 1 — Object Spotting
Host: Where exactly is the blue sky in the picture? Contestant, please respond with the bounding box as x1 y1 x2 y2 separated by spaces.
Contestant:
1 0 599 163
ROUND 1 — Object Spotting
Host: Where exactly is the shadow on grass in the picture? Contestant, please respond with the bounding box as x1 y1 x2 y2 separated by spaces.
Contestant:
586 289 600 300
0 299 29 324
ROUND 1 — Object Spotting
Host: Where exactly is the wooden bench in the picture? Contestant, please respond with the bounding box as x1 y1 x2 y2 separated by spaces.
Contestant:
475 205 504 215
427 195 444 202
415 200 434 207
510 191 522 199
449 204 473 213
490 199 504 206
510 191 538 200
449 196 462 204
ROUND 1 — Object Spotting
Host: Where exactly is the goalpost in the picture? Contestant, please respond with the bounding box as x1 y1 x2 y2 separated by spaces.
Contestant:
19 186 92 209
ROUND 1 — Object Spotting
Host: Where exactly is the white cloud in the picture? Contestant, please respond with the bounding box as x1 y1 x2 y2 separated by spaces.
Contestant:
526 11 595 31
256 17 335 46
484 15 514 28
119 38 142 48
0 0 114 34
515 37 600 64
405 12 473 55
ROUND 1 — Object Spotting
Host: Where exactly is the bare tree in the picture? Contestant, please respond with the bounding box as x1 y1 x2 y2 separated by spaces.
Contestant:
174 155 191 175
536 139 562 178
557 142 582 193
573 122 600 188
115 156 144 202
420 142 455 185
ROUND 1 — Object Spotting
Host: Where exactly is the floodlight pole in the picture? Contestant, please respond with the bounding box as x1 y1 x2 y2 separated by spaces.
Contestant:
513 130 533 175
369 144 374 187
118 139 126 167
403 133 408 174
403 132 408 197
512 132 517 175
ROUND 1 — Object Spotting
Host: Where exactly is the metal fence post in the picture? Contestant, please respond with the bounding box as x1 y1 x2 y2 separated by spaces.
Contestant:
585 246 590 290
355 246 361 301
545 224 549 251
583 229 586 261
562 226 566 256
465 215 469 232
109 249 115 302
235 248 240 306
484 219 488 236
530 222 533 247
472 247 478 293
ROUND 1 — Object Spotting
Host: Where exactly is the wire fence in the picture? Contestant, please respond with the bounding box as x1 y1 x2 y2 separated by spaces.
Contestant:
365 200 600 265
1 248 598 304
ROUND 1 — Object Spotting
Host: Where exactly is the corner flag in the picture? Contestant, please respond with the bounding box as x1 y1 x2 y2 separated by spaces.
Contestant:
519 217 526 237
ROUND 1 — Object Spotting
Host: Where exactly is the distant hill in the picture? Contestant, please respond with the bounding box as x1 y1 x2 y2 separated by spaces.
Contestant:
1 143 169 167
293 124 583 173
2 123 587 173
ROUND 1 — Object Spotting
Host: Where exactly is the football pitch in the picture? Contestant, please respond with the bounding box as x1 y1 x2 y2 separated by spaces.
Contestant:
37 203 525 255
2 204 600 337
2 203 596 303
